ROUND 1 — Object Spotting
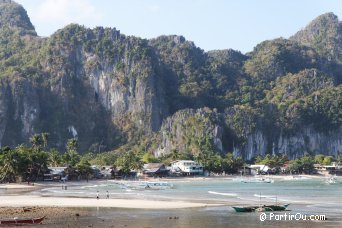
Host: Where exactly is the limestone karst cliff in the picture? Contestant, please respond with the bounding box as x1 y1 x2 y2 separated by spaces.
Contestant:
0 1 340 158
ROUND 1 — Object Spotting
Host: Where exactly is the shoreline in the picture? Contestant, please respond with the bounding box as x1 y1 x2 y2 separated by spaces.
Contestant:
0 173 330 189
0 195 221 209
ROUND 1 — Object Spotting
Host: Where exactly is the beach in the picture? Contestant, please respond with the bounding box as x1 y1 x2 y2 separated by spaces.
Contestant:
0 195 219 209
0 176 341 227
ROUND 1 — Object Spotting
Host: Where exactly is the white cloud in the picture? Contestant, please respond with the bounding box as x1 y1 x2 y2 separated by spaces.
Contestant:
33 0 102 26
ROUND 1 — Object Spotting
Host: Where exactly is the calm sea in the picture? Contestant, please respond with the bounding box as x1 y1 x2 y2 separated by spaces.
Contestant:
4 177 342 227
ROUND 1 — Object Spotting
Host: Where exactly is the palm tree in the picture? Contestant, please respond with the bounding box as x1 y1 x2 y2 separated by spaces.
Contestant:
0 148 20 182
30 134 43 152
67 138 78 153
65 138 80 167
49 149 61 167
41 133 49 148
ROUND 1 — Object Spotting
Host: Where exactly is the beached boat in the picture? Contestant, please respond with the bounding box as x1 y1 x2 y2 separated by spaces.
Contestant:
265 204 289 211
232 206 257 212
0 216 45 225
232 204 289 212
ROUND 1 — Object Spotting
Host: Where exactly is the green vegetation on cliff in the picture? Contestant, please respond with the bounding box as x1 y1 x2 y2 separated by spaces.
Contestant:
0 1 340 161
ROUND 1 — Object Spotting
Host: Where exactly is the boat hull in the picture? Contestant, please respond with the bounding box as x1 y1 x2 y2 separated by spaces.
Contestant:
232 204 289 212
0 216 45 225
232 206 257 212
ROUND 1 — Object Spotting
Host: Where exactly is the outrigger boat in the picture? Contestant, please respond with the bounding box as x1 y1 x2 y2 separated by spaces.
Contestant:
118 181 173 190
232 193 289 212
0 216 45 225
232 204 289 212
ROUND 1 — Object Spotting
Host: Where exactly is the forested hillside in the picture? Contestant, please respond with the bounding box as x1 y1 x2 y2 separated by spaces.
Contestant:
0 0 340 162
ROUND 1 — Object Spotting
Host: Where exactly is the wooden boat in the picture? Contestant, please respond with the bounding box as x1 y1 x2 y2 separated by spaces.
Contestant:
235 177 274 183
232 206 258 212
265 204 289 211
0 216 45 225
232 204 289 212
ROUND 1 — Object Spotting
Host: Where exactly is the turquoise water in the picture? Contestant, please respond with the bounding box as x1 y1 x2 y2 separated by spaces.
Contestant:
37 178 342 210
2 178 342 227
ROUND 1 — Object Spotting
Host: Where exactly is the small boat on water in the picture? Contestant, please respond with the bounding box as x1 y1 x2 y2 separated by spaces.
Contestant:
236 177 274 183
120 181 173 190
0 216 45 225
232 204 289 212
325 176 337 184
144 181 174 190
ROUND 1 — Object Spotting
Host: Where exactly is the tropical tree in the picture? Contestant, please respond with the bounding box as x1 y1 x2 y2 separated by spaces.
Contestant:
76 158 93 181
41 133 49 148
314 154 325 164
0 147 20 182
300 155 315 173
222 153 243 174
63 138 80 166
49 149 62 167
30 134 43 152
322 156 334 165
115 151 142 175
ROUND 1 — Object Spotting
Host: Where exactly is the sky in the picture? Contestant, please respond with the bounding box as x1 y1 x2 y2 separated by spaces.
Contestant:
15 0 342 53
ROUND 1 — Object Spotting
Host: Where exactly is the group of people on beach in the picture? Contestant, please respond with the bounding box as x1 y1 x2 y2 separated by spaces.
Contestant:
96 190 110 200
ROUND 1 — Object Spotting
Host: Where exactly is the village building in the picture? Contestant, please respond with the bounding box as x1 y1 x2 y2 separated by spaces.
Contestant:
314 163 342 175
44 167 67 181
249 165 270 175
171 160 203 175
142 163 169 177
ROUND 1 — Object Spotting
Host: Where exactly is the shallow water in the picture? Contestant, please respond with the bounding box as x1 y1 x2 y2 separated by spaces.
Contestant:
36 178 342 207
2 177 342 227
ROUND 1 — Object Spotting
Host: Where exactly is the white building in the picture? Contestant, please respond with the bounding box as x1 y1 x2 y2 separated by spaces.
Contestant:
171 160 203 175
249 164 270 175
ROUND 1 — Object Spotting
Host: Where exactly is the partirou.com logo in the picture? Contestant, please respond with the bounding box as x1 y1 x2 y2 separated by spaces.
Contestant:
259 212 326 222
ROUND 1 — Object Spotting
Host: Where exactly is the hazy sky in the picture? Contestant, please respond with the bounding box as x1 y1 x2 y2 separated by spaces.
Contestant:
16 0 342 53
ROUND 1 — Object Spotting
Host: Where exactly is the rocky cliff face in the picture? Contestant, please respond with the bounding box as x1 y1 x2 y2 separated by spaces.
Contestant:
290 12 342 63
154 108 225 157
235 127 341 160
0 1 340 158
0 0 36 35
155 108 341 160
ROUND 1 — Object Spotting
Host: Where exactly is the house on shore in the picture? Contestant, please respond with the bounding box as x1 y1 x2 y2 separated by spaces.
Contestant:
249 165 270 175
171 160 203 175
314 163 342 175
142 163 169 177
44 167 67 181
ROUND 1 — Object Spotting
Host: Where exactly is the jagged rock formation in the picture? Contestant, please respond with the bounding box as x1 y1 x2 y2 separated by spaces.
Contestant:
0 1 340 158
290 12 341 63
0 0 36 35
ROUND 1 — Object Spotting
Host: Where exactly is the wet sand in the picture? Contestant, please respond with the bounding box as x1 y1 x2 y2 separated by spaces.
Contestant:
0 195 220 209
1 206 340 228
1 177 341 227
0 183 37 189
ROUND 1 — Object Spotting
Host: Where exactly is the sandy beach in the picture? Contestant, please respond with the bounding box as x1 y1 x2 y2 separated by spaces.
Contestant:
0 183 38 189
1 177 341 227
0 195 220 209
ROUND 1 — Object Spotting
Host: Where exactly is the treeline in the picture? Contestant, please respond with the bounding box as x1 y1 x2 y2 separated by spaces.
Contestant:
1 133 341 183
254 154 341 174
0 133 93 183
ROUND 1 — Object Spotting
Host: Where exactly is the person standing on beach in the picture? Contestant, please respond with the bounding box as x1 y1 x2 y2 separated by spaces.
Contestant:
106 191 109 199
96 191 99 200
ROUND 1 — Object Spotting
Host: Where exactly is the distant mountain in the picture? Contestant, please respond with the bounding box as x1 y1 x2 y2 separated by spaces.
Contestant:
290 12 341 63
0 0 36 35
0 1 340 159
